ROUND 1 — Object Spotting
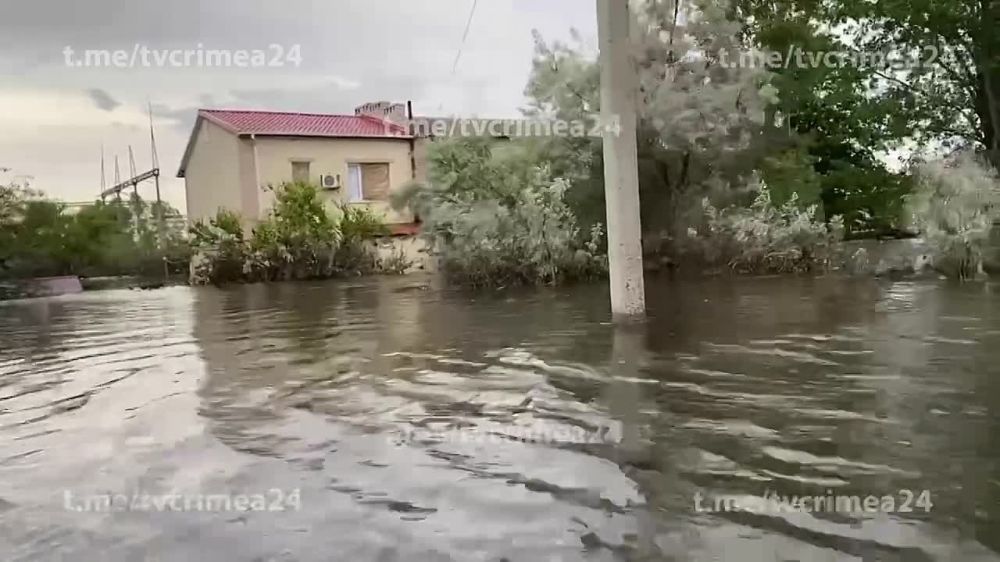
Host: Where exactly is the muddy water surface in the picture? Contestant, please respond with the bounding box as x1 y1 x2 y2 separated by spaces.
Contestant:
1 276 999 561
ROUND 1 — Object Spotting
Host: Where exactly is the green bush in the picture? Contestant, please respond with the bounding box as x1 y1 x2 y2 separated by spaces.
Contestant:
686 179 844 274
906 153 1000 279
246 182 342 281
334 204 391 273
189 209 247 284
394 138 607 287
340 204 390 242
190 182 393 285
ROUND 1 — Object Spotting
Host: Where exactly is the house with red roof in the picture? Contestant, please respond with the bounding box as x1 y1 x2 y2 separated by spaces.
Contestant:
177 101 424 231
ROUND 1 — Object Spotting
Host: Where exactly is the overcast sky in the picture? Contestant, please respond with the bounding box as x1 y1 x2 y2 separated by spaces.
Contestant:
0 0 597 211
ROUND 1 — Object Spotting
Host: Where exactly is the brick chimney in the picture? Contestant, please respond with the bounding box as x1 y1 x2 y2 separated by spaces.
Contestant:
354 101 407 124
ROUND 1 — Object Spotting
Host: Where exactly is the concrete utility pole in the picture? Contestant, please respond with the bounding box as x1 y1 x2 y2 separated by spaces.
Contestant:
597 0 646 320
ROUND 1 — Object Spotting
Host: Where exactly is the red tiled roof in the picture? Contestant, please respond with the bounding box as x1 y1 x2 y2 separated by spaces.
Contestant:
199 109 410 138
178 108 412 177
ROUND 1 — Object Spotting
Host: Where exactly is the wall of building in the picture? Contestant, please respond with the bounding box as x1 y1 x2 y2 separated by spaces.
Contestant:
251 136 416 224
183 119 244 224
412 137 431 184
236 136 260 223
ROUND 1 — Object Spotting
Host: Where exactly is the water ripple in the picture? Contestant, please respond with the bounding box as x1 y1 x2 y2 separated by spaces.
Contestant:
0 278 997 560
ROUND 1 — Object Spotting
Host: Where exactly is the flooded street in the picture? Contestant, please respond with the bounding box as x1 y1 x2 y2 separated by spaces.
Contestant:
1 276 999 561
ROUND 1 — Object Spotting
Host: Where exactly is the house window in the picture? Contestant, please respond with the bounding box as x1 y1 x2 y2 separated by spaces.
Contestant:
346 162 390 202
291 161 311 183
347 163 363 202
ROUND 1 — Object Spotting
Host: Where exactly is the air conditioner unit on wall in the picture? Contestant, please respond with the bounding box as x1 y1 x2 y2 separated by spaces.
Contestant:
321 174 341 189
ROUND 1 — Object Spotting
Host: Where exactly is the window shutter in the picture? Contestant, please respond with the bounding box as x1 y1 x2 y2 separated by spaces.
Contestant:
291 161 310 183
361 163 390 201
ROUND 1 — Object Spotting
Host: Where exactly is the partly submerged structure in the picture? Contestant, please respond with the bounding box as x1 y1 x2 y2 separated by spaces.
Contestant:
177 101 425 230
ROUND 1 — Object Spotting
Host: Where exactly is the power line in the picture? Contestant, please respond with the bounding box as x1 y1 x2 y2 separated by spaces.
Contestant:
451 0 479 74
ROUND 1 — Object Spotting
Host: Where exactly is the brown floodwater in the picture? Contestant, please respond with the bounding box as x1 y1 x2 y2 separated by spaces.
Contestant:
1 275 999 561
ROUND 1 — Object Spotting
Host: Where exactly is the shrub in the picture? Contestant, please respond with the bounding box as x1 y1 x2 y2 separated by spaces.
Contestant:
906 153 1000 279
247 182 342 281
340 204 390 242
378 246 413 275
334 204 390 274
189 209 248 284
394 138 607 287
190 183 394 285
686 179 844 274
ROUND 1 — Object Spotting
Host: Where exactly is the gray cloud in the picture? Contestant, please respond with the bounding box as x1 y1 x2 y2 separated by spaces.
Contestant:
86 88 121 111
226 73 427 113
150 102 198 135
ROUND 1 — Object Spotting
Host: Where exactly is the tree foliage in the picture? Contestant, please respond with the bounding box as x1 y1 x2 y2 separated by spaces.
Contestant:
731 0 922 234
844 0 998 167
907 153 1000 279
691 181 845 273
735 0 1000 168
525 0 996 244
0 183 189 281
524 0 852 251
393 139 607 287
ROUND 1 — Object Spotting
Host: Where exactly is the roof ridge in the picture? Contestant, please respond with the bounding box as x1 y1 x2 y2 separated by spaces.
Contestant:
200 108 360 119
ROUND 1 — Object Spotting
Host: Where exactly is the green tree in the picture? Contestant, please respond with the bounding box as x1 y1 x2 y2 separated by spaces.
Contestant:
728 0 922 234
736 0 1000 169
1 186 192 281
525 0 815 245
393 138 607 286
0 183 33 273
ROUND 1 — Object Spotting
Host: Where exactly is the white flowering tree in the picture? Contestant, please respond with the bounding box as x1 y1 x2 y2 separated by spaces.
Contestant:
524 0 797 243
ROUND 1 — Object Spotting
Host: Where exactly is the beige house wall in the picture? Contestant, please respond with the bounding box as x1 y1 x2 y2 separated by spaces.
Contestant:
250 136 416 224
183 119 243 224
413 137 431 183
236 137 260 223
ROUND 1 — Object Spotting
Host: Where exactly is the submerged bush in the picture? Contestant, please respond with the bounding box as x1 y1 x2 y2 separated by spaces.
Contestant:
906 153 1000 279
190 182 391 285
334 204 391 273
394 139 607 287
378 246 413 275
246 182 342 281
686 181 844 274
188 209 248 284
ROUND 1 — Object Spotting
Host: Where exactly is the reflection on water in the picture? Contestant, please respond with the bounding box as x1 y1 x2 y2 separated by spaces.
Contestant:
1 275 999 560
